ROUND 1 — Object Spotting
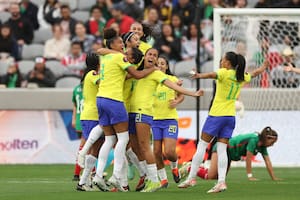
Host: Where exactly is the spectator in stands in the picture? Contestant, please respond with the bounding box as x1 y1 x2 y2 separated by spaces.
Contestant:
154 23 182 63
170 13 186 40
95 0 113 21
0 24 18 61
254 0 271 8
200 0 224 21
181 22 213 62
56 4 77 39
107 22 120 35
144 0 172 24
5 3 34 59
37 0 60 29
119 0 143 21
0 61 23 88
271 0 300 8
271 47 299 88
72 22 95 53
26 56 56 87
234 0 247 8
44 23 70 60
105 3 135 35
172 0 195 27
85 5 106 40
20 0 39 30
61 41 86 76
143 6 162 41
90 41 103 54
0 0 20 12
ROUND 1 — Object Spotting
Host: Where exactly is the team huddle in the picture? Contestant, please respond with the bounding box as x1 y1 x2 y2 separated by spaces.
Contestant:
71 21 281 193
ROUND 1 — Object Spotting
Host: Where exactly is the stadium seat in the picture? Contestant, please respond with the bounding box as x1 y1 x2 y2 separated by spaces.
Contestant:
33 28 52 44
21 44 44 60
0 61 9 76
45 60 66 79
55 76 81 88
173 59 196 77
0 11 10 22
200 60 214 73
77 0 96 11
71 10 90 22
18 60 35 77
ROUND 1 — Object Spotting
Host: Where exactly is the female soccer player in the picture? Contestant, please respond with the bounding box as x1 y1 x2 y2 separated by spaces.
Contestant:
129 48 204 192
178 52 269 193
76 53 103 191
129 21 152 54
71 83 83 181
180 127 280 181
92 28 156 192
152 56 184 188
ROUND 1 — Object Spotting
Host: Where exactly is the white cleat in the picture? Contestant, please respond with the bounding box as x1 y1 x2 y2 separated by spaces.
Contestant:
177 178 196 188
92 175 109 192
207 182 227 193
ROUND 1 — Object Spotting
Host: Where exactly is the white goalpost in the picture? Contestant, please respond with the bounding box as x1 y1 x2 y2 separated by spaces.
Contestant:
213 8 300 166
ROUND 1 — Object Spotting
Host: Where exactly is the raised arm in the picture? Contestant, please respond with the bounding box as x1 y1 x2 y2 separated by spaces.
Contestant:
126 66 156 79
262 155 281 181
283 63 300 74
163 79 204 97
97 48 120 55
191 71 217 79
249 60 269 78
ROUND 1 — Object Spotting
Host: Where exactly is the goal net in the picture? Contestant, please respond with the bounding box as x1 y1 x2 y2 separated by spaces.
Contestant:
212 9 300 166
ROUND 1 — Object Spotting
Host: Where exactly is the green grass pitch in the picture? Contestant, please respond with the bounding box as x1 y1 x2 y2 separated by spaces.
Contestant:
0 164 299 200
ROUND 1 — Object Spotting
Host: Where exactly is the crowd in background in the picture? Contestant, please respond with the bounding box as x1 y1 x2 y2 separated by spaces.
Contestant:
0 0 300 88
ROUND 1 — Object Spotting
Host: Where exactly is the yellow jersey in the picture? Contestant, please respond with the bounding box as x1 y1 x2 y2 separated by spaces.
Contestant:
97 53 133 102
80 70 100 120
153 75 179 120
209 68 251 116
139 41 152 55
130 70 167 116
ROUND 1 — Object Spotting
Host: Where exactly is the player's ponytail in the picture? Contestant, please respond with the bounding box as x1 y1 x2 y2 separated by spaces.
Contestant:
103 28 119 49
81 53 100 83
236 54 246 82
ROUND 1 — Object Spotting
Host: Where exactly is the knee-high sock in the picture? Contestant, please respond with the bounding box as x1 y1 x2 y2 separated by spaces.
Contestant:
157 168 168 181
217 142 228 183
80 125 103 155
126 148 144 177
79 155 97 185
146 163 159 182
96 135 116 177
113 132 129 178
188 139 209 180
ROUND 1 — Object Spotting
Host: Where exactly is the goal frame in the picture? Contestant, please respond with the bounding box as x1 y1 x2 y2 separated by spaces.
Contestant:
213 8 300 71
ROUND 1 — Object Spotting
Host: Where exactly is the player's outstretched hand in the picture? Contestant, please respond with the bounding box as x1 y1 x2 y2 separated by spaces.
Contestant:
194 89 204 97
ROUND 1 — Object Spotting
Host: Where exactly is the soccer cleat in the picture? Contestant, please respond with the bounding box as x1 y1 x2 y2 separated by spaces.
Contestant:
76 183 95 191
135 175 147 191
177 178 196 188
72 175 80 181
207 182 227 193
107 175 129 192
127 163 135 180
109 185 130 192
77 150 85 168
172 168 181 183
179 162 191 179
140 180 161 192
160 179 169 189
93 175 109 192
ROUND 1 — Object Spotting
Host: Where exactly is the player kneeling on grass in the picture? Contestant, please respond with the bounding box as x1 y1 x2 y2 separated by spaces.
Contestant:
180 127 281 182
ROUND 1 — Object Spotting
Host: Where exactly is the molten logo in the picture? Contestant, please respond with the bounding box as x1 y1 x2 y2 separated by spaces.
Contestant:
0 139 38 151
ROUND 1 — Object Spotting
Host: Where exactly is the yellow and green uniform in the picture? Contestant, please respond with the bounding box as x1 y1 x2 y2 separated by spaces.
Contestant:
97 53 133 102
80 70 100 121
72 84 83 132
130 70 168 116
153 75 179 120
209 68 251 116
